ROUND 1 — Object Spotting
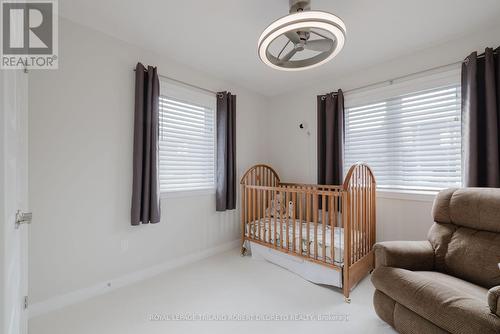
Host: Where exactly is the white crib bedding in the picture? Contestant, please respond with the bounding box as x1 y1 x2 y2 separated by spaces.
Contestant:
245 218 344 264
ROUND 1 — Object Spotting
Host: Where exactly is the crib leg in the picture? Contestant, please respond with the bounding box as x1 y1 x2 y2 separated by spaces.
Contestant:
343 283 351 303
240 243 247 257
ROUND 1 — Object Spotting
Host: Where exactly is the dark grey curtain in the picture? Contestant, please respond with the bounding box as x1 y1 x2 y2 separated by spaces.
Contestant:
462 47 500 187
216 92 236 211
131 62 161 225
317 90 345 185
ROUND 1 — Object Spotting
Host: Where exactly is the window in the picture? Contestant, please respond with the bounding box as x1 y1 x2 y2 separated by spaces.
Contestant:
344 71 462 192
159 80 216 193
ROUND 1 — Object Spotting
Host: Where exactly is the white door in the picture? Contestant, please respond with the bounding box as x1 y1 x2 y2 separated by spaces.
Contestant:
1 69 29 334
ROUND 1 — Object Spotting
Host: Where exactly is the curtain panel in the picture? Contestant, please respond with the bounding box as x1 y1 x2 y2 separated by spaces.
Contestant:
317 90 345 186
216 92 236 211
462 47 500 187
131 62 161 225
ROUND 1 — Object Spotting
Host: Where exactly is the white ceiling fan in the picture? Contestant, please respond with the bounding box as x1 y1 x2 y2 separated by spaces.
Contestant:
258 0 346 71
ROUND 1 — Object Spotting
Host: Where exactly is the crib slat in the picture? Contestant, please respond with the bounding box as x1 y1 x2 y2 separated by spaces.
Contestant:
350 184 354 264
360 167 364 257
337 192 341 262
299 191 303 256
344 191 350 267
246 187 251 240
252 185 256 240
241 183 245 248
356 168 360 260
368 171 371 250
352 170 356 263
261 189 265 241
306 190 310 257
285 190 289 250
372 173 376 250
365 166 368 256
279 190 283 250
257 186 261 240
267 188 271 243
313 193 318 260
361 166 365 257
368 168 372 251
356 167 361 262
361 168 365 255
361 167 365 257
292 191 296 253
362 167 366 259
322 194 326 262
273 189 278 248
369 168 374 251
370 168 374 252
330 194 335 264
364 166 368 256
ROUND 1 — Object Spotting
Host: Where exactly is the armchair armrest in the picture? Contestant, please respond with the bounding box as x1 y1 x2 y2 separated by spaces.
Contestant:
374 241 434 271
489 286 500 317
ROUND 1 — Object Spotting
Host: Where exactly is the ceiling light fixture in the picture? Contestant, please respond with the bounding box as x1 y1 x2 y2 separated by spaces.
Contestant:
258 0 346 71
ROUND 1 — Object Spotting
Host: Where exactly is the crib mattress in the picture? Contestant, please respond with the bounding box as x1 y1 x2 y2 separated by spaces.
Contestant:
245 218 344 264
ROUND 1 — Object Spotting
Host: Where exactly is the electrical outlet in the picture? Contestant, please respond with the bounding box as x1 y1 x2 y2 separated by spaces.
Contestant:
120 239 129 252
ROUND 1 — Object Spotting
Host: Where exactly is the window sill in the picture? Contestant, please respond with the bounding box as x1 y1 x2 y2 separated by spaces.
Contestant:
161 188 215 199
376 189 437 202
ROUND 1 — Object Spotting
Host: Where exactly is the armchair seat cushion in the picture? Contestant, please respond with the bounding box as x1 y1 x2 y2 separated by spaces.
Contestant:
489 286 500 316
372 266 500 334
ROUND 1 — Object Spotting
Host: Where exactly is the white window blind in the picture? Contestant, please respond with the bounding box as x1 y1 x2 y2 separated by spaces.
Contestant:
345 84 462 191
158 85 216 193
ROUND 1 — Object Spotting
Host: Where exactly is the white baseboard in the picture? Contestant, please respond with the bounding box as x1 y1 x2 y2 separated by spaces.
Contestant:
29 239 241 319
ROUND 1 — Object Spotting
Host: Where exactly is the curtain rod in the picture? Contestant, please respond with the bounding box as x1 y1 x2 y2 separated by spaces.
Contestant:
324 48 499 96
133 68 219 96
319 60 462 98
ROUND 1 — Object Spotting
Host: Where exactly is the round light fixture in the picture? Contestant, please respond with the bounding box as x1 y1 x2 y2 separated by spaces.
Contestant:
258 1 346 71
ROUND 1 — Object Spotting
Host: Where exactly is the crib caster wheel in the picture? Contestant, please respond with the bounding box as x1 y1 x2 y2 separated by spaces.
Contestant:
344 297 351 304
241 247 247 257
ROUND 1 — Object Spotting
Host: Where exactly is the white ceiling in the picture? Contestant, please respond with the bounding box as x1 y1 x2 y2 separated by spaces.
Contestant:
60 0 500 96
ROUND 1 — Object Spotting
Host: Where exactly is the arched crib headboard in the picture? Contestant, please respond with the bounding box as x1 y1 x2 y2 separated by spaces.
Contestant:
341 162 377 274
240 164 280 187
342 162 376 190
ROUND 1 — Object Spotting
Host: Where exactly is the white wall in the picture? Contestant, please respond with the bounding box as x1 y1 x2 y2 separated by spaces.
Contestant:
28 19 269 305
264 23 500 242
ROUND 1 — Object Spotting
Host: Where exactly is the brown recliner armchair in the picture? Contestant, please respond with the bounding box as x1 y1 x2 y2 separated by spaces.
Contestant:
371 188 500 334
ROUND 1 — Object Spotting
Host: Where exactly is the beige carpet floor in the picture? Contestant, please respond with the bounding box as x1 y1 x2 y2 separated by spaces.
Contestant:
29 248 395 334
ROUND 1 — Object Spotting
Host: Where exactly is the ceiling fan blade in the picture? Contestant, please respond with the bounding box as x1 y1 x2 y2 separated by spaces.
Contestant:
280 48 297 63
304 39 334 52
285 31 301 44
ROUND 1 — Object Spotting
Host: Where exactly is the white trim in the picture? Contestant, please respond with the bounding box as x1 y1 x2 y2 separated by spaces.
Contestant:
28 239 240 319
376 189 436 202
160 188 215 199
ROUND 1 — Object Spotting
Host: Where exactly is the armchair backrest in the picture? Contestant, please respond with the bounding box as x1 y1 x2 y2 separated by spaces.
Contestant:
428 188 500 289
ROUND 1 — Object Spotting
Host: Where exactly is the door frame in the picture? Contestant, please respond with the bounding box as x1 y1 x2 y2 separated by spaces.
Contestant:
1 68 29 334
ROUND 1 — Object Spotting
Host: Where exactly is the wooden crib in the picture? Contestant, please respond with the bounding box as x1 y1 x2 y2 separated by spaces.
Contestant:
240 163 376 302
